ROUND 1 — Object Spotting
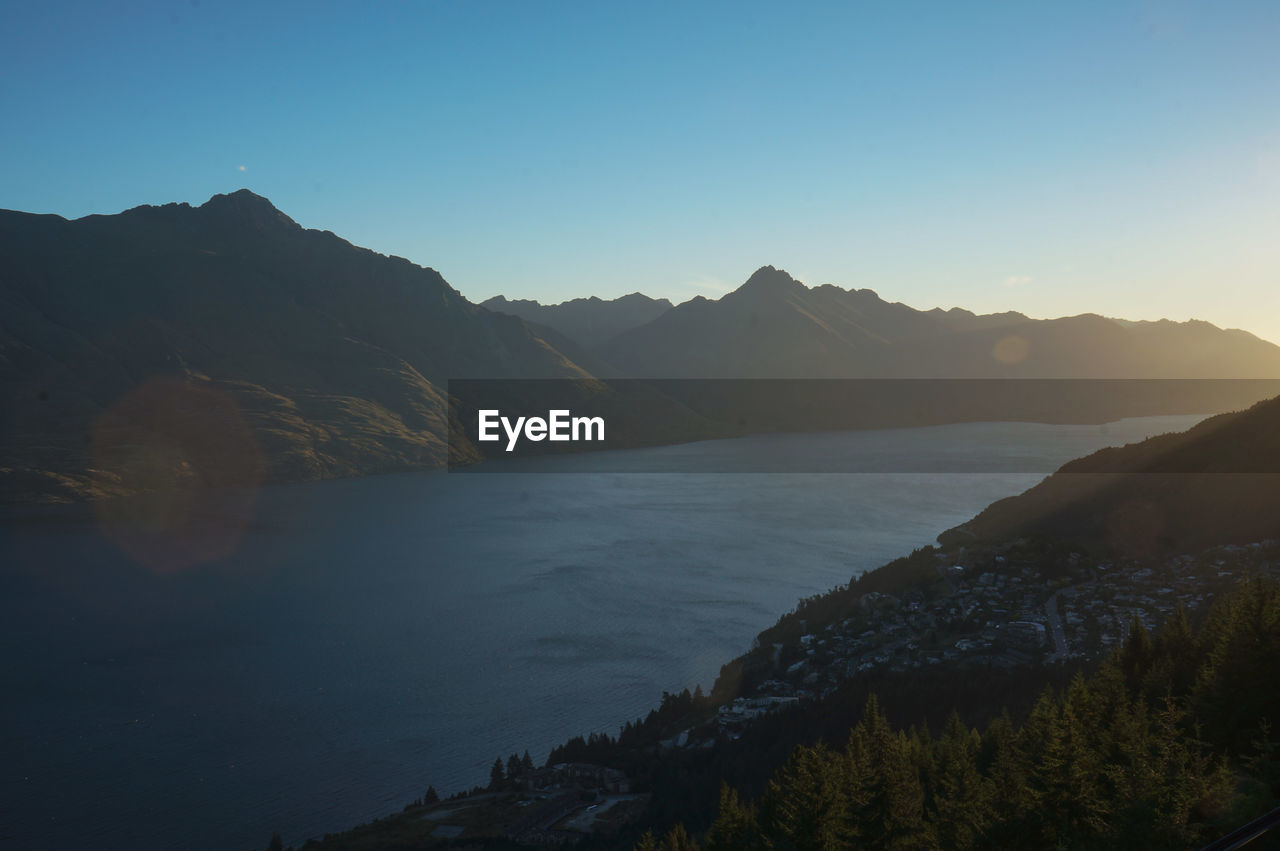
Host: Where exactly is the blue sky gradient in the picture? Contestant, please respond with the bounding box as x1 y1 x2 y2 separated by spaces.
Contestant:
3 1 1278 340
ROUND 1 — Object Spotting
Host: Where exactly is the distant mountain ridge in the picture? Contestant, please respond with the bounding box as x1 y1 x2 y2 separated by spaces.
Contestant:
597 266 1280 378
481 292 672 349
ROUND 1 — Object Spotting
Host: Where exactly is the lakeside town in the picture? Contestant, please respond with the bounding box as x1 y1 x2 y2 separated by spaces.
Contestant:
302 537 1280 849
716 538 1280 734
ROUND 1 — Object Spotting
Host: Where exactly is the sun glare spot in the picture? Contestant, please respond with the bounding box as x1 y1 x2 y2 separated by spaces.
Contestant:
91 377 264 573
992 335 1031 365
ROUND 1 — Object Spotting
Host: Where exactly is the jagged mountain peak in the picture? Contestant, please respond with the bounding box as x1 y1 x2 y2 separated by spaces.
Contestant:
109 189 299 233
735 265 805 295
479 290 674 349
198 188 299 229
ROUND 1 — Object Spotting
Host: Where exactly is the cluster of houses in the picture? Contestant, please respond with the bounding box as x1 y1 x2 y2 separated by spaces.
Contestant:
738 539 1280 705
517 762 629 795
503 763 635 844
1081 544 1277 647
716 694 802 735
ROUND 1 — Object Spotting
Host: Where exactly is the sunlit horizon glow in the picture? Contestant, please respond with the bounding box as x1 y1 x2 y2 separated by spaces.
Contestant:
3 1 1278 344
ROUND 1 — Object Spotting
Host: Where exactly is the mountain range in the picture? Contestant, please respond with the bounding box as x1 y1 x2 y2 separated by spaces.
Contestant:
486 264 1280 379
593 265 1280 378
480 292 672 350
4 191 1280 503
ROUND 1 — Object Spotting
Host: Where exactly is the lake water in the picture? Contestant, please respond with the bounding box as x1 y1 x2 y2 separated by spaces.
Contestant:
0 415 1203 849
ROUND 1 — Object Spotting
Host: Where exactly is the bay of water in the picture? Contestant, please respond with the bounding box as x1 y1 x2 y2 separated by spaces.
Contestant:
0 416 1202 849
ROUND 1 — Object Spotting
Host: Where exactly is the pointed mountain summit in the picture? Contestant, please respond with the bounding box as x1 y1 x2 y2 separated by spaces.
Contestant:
597 265 1022 377
732 265 807 297
103 188 301 236
197 188 300 231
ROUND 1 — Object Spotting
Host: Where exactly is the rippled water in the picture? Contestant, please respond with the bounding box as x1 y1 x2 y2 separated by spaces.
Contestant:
0 416 1202 849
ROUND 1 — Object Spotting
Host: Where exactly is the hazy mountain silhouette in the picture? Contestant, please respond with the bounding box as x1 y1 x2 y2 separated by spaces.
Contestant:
940 394 1280 555
0 190 597 502
599 265 1280 378
6 199 1280 505
481 292 672 350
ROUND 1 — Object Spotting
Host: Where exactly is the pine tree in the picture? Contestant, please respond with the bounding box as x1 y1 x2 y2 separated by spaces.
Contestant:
1195 577 1280 754
760 743 848 848
1033 697 1108 844
489 757 505 789
1250 719 1280 800
1016 687 1059 764
930 712 992 850
980 710 1031 846
842 720 874 839
1144 603 1198 699
1075 661 1131 760
1120 615 1155 694
861 711 928 848
705 784 759 850
634 830 659 851
658 822 699 851
1104 697 1232 847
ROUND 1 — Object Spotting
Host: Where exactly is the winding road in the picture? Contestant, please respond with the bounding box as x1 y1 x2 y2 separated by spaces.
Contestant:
1044 592 1069 660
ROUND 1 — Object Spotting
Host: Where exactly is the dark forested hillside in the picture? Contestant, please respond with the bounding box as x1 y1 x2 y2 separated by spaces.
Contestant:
943 394 1280 555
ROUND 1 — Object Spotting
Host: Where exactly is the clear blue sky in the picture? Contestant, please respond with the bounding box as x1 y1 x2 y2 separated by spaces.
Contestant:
4 1 1279 342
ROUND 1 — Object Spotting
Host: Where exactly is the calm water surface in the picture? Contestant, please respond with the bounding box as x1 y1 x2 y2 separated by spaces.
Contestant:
0 416 1202 849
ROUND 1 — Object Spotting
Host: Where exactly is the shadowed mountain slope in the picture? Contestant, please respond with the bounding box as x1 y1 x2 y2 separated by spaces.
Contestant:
0 190 594 502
